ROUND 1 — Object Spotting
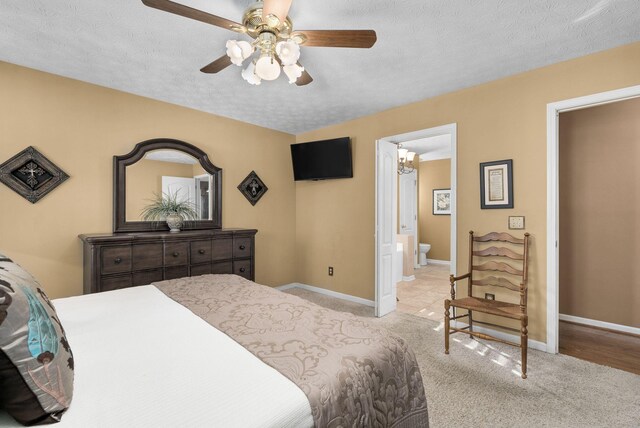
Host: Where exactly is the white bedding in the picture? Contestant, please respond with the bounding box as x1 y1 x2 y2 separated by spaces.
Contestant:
0 286 313 428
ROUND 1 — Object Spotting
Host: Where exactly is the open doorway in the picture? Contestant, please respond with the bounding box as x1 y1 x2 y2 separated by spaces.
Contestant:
547 85 640 371
556 96 640 374
375 124 457 318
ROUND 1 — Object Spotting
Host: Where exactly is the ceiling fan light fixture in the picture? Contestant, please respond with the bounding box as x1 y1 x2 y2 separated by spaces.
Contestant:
226 40 254 66
241 61 262 85
255 53 281 81
275 40 300 65
283 63 304 84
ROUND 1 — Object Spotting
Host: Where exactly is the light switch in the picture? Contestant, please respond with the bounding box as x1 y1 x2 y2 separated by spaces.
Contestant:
509 216 525 230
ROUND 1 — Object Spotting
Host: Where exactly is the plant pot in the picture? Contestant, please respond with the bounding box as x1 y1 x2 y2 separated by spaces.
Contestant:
166 213 183 233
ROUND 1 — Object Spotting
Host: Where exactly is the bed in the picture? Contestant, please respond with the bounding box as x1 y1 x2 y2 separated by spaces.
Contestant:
0 272 429 427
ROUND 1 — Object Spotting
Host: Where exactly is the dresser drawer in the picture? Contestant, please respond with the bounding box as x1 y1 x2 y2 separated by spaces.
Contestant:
164 242 189 267
190 263 211 277
190 240 212 265
212 261 233 274
101 246 132 275
100 275 132 292
132 269 163 286
165 266 189 280
233 260 251 280
133 243 163 270
212 238 233 261
233 237 252 259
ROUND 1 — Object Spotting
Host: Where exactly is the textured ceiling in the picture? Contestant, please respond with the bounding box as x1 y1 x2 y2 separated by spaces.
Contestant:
1 1 639 134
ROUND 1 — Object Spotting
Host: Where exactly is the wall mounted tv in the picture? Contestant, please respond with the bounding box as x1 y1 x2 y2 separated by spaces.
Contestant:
290 137 353 181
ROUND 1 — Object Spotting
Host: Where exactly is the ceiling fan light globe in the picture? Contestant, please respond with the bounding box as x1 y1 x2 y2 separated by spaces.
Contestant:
255 55 281 81
226 40 253 66
276 40 300 66
241 62 261 85
283 63 304 84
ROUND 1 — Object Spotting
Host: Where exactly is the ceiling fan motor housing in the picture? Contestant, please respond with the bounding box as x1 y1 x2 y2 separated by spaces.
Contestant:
243 1 293 40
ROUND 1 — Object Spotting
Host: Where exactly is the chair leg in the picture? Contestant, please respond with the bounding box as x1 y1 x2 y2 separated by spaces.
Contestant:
468 310 474 339
444 300 451 354
521 316 528 379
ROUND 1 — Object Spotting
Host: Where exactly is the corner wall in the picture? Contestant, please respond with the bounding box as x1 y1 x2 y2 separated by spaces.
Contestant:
295 41 640 342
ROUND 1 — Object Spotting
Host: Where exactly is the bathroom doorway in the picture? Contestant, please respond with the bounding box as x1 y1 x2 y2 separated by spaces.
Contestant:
375 123 457 319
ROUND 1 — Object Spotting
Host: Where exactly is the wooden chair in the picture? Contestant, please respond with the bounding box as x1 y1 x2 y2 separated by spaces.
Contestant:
444 231 530 378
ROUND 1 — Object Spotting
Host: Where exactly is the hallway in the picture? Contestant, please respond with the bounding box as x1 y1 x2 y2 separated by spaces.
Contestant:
396 264 450 322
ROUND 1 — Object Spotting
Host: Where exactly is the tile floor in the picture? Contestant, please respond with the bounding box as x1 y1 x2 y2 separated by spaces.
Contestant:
396 263 451 321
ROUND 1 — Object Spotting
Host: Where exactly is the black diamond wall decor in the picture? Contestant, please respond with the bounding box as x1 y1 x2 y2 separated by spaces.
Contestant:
237 171 268 206
0 146 69 203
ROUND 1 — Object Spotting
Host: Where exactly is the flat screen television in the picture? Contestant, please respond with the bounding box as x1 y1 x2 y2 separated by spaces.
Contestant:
290 137 353 181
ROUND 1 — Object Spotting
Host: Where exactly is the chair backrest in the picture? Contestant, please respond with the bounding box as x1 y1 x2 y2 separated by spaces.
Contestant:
467 231 530 312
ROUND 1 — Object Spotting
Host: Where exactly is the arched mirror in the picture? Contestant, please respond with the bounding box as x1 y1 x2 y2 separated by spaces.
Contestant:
114 139 222 232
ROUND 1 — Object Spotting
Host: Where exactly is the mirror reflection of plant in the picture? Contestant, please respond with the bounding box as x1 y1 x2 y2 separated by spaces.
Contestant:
140 190 198 222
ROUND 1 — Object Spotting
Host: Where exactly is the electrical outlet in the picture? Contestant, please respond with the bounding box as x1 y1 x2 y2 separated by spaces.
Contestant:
509 216 525 230
485 293 495 300
328 266 334 276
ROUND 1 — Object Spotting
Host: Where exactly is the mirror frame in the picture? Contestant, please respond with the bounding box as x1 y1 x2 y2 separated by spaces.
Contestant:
113 138 222 233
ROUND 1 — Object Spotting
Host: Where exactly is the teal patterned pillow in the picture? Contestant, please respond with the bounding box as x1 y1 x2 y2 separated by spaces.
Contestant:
0 253 74 426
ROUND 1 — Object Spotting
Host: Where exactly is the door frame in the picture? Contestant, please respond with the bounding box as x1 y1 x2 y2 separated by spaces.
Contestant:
375 123 458 316
546 84 640 353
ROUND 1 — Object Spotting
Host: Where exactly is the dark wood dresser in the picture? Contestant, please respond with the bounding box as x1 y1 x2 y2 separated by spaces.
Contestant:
79 229 257 294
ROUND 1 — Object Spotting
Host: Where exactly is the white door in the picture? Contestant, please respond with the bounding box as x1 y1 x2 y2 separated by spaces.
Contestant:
162 176 196 205
399 170 418 268
375 140 398 317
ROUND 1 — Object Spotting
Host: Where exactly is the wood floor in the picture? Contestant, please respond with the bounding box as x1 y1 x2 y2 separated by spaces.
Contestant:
559 320 640 375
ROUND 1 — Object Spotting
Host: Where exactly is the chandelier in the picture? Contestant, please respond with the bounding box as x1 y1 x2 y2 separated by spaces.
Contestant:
397 145 416 175
226 36 304 85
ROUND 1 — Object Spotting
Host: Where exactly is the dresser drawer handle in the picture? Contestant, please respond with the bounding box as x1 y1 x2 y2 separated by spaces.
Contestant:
173 252 180 257
239 245 246 250
114 257 122 264
198 249 206 255
239 267 246 273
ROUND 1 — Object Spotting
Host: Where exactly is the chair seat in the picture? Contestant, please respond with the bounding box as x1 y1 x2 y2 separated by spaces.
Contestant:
449 297 525 319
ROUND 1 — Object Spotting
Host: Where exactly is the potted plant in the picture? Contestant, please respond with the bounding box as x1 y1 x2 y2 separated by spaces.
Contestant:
141 191 198 233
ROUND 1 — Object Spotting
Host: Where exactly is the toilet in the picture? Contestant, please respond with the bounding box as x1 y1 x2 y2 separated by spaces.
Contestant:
419 243 431 266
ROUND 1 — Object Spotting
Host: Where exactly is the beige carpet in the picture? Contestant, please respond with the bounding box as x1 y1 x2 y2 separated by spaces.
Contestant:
283 288 640 428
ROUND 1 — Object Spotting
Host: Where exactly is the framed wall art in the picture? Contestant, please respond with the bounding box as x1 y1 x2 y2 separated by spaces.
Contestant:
237 170 268 206
480 159 513 209
0 146 69 204
432 188 451 215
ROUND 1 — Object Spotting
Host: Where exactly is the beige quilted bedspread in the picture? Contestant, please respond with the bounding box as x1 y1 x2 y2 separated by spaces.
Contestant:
154 274 429 428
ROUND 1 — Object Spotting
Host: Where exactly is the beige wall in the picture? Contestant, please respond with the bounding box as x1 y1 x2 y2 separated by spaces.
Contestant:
125 159 195 220
418 159 451 261
559 97 640 327
295 42 640 342
0 61 297 299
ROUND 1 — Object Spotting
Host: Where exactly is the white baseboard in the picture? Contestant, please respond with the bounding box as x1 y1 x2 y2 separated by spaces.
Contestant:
559 314 640 336
426 259 451 266
276 283 375 307
452 320 548 352
402 275 416 281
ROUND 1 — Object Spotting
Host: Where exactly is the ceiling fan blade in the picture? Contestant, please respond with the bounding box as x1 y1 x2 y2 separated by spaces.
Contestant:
296 63 313 86
263 0 293 25
142 0 245 33
292 30 377 48
200 55 233 74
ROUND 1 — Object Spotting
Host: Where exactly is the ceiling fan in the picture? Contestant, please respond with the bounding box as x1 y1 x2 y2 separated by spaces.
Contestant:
141 0 377 86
